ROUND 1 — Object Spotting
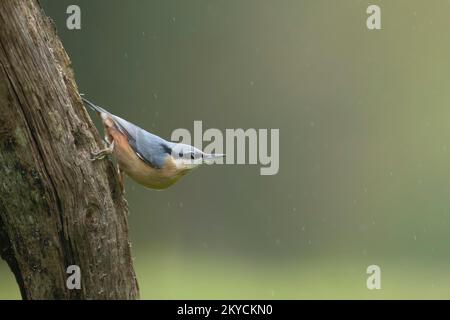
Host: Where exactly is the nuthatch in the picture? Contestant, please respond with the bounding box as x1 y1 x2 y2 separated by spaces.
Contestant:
82 97 224 190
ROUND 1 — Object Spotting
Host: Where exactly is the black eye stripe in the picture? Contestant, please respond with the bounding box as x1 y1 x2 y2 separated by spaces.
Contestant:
176 151 201 159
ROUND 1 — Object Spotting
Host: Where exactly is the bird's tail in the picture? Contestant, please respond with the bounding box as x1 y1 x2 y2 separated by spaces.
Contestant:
81 96 109 115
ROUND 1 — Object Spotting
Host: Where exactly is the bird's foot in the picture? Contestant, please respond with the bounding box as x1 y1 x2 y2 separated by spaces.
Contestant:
90 141 115 161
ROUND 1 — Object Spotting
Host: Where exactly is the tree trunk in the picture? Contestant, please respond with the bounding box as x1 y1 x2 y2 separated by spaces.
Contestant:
0 0 139 299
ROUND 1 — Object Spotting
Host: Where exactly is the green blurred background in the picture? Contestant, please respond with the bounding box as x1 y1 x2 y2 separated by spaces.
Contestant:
2 0 450 299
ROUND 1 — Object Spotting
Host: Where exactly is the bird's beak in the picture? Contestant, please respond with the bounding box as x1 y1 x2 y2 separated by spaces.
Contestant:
203 153 226 163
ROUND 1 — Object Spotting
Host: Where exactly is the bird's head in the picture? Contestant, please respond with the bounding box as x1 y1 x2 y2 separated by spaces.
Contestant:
170 143 225 171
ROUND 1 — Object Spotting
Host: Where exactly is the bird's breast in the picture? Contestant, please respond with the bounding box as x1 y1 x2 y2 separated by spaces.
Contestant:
108 127 187 189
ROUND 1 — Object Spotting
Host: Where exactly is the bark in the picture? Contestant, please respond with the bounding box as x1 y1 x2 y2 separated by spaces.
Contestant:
0 0 139 299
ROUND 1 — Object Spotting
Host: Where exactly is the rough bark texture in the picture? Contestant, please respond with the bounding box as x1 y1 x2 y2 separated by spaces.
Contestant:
0 0 139 299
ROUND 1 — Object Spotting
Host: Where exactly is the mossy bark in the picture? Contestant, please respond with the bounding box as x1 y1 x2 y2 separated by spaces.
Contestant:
0 0 139 299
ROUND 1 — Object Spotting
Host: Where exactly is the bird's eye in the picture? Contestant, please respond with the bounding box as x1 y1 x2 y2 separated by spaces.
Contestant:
179 152 183 158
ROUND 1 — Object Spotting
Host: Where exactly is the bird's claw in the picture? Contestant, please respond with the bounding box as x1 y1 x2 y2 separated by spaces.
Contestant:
89 141 115 161
90 151 106 161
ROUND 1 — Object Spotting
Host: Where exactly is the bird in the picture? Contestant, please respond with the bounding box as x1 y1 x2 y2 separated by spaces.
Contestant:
81 97 224 191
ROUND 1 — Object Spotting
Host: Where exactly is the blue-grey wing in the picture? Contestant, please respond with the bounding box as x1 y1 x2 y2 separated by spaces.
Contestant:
111 115 172 169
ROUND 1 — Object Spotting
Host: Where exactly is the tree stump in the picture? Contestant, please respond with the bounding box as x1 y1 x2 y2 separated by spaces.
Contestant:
0 0 139 299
